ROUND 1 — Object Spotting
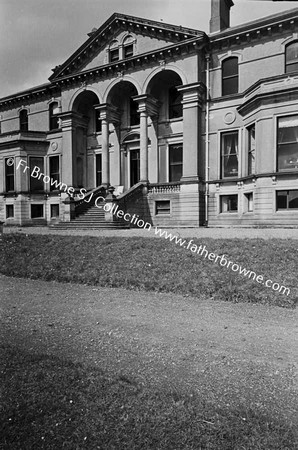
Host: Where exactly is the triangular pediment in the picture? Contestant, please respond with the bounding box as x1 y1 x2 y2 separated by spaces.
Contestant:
49 13 204 81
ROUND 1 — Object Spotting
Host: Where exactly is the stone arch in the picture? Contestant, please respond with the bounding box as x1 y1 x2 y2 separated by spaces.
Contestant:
103 76 141 103
68 87 102 111
142 65 187 94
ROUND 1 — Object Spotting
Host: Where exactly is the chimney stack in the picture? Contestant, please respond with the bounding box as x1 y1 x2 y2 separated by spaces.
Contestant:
209 0 234 34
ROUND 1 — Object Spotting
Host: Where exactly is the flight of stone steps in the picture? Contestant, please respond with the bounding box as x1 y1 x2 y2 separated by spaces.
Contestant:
51 202 130 230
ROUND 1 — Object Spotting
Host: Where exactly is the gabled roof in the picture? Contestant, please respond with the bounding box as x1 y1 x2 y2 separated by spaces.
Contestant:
49 12 205 81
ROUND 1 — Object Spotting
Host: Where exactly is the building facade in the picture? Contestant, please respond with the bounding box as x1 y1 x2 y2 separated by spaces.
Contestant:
1 0 298 228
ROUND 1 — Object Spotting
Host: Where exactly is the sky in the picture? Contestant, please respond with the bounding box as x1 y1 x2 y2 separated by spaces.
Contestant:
0 0 298 98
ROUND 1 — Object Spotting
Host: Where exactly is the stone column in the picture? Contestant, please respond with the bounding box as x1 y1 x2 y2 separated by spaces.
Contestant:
140 110 148 182
96 104 120 187
178 83 206 183
59 111 87 188
132 94 160 183
101 117 109 186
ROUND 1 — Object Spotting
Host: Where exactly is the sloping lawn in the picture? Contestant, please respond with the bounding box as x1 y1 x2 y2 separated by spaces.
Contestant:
0 234 297 308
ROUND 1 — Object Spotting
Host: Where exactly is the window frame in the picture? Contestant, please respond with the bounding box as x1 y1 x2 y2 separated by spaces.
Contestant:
220 130 239 179
5 157 15 192
220 194 238 213
50 204 60 218
169 143 183 182
19 109 29 132
285 41 298 74
276 114 298 172
29 157 44 192
49 155 60 191
95 153 102 186
109 48 119 63
49 102 60 131
155 200 171 216
276 190 298 211
31 204 44 219
222 57 239 96
247 123 256 176
6 204 14 218
244 192 254 213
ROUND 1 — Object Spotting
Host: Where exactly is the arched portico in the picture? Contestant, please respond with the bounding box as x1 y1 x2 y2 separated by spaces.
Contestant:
60 89 101 189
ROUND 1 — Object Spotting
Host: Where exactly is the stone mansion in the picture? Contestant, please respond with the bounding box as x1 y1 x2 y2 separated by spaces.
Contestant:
1 0 298 228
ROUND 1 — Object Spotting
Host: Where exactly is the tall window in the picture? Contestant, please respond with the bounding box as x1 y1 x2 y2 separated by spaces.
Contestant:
130 98 139 126
19 109 28 131
30 157 44 191
247 124 256 175
96 154 102 186
169 86 183 119
169 144 183 182
285 42 298 74
277 115 298 171
49 156 60 191
5 158 15 192
221 131 239 178
49 102 60 131
222 57 238 96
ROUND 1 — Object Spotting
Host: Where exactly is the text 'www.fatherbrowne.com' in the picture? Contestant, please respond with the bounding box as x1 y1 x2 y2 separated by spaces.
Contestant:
154 228 290 296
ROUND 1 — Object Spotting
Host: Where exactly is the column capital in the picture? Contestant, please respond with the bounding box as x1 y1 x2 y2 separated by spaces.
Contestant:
132 94 160 117
95 103 120 124
177 82 206 108
58 111 89 129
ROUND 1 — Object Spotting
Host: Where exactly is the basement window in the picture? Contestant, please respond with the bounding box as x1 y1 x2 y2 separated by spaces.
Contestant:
31 204 44 218
6 205 14 218
155 200 171 215
220 195 238 213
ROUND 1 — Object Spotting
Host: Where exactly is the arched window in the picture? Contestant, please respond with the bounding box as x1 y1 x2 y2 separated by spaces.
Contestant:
19 109 28 131
123 35 134 58
222 57 238 96
49 102 60 131
109 40 119 63
285 42 298 74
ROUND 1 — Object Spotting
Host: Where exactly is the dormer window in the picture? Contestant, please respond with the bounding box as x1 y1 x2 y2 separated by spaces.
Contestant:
109 40 119 63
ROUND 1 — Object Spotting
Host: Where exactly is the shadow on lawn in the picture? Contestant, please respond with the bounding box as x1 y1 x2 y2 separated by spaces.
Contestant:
0 346 296 450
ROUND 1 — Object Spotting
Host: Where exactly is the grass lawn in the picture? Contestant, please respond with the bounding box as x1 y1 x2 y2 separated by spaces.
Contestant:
2 347 296 450
1 276 297 449
0 234 297 308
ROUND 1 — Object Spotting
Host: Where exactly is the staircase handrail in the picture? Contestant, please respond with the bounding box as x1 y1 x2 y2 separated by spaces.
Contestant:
115 181 146 203
73 185 106 209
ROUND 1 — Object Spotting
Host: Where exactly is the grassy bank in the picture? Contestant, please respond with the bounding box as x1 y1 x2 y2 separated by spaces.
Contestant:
0 234 296 307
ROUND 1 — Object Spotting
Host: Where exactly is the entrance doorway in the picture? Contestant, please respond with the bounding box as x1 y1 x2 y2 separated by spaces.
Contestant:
130 149 140 187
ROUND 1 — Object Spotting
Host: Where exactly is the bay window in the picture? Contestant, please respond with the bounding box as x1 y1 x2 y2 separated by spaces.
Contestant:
277 115 298 171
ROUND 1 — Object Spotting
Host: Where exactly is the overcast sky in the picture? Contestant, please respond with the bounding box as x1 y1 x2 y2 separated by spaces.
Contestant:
0 0 297 98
